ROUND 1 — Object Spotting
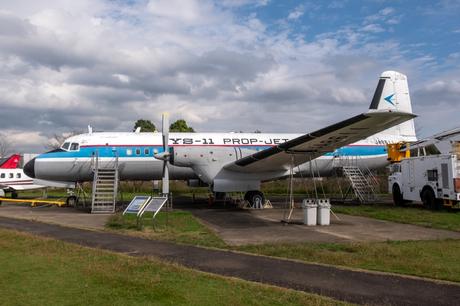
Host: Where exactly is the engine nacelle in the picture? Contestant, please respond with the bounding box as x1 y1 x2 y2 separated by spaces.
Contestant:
170 146 238 183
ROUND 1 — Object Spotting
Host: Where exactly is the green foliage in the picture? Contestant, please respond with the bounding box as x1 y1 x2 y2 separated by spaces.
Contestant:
133 119 156 132
238 239 460 283
0 229 341 306
170 119 195 132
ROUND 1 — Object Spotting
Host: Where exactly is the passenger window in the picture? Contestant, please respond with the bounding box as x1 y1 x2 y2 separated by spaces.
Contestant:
9 173 13 178
61 142 70 150
70 143 80 151
144 148 149 155
126 149 132 156
1 173 4 178
135 148 141 155
16 173 21 178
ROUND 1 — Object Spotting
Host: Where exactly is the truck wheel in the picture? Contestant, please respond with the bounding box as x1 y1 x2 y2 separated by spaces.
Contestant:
392 184 404 206
421 188 440 210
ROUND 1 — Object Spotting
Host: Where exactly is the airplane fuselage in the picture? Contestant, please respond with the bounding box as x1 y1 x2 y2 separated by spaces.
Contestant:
28 131 397 183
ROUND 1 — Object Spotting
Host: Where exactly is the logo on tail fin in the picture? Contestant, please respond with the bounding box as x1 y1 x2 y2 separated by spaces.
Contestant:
384 94 395 106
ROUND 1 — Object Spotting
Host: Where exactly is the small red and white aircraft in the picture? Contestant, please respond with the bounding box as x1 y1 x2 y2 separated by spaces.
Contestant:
0 154 44 198
0 154 74 198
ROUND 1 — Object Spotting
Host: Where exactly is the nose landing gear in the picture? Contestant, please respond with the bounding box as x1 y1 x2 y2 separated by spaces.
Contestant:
244 191 265 209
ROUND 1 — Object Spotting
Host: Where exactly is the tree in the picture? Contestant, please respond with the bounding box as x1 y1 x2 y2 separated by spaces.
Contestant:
170 119 195 132
133 119 156 132
0 133 12 157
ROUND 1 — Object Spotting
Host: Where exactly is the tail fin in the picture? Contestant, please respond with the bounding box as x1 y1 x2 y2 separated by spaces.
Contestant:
369 71 417 142
0 154 21 169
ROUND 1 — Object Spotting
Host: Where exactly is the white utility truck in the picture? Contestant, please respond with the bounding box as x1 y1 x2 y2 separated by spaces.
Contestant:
388 128 460 209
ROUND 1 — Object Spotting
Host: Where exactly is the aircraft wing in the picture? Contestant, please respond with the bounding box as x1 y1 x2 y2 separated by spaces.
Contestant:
224 110 416 173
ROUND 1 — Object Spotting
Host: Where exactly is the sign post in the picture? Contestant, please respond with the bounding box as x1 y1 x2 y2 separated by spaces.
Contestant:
138 197 168 230
123 196 151 229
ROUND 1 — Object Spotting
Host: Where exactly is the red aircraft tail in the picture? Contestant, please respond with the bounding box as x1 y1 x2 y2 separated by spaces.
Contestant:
0 154 21 169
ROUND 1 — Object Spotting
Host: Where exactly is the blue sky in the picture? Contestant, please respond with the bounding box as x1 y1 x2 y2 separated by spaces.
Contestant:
233 1 460 66
0 0 459 152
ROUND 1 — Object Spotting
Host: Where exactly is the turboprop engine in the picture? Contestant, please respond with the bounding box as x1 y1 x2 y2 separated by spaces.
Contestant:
170 146 237 184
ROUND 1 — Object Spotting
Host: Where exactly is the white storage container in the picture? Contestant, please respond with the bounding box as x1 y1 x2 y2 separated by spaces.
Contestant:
302 199 317 226
317 199 331 226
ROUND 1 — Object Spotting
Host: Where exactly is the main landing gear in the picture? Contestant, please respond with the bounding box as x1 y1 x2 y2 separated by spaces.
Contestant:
244 191 265 208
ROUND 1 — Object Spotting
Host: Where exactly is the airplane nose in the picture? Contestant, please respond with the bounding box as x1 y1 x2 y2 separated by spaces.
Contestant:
24 158 36 178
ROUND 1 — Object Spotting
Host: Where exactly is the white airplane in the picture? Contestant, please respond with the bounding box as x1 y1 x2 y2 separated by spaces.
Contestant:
0 154 76 199
25 71 417 205
0 154 46 198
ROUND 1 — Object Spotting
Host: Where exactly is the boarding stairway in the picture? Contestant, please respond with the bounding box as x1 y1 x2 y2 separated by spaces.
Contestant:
341 166 376 203
332 155 378 203
91 153 119 213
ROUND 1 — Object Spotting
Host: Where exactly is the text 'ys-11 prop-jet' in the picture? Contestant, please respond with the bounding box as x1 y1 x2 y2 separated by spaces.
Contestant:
25 71 417 206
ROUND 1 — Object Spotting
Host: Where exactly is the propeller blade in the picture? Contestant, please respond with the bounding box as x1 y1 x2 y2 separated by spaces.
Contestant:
162 162 169 195
161 113 170 196
162 113 169 153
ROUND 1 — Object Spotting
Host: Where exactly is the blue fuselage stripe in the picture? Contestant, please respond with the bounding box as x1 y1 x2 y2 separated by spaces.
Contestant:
37 145 387 159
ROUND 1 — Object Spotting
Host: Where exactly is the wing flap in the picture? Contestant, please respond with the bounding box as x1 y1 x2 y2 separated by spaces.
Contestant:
225 110 415 173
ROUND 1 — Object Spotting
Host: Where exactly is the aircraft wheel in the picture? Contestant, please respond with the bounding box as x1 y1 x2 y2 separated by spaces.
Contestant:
66 196 78 207
245 191 265 209
11 192 18 199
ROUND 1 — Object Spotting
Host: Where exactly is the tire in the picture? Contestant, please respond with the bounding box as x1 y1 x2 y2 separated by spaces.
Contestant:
392 184 404 206
421 188 441 210
245 191 265 208
66 196 78 207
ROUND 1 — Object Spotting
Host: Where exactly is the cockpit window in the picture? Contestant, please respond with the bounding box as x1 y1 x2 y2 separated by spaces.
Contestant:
70 143 80 151
61 142 70 150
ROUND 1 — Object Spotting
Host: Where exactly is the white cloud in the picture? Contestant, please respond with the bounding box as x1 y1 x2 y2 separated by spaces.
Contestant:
287 5 304 20
362 23 385 33
147 0 214 24
0 0 457 152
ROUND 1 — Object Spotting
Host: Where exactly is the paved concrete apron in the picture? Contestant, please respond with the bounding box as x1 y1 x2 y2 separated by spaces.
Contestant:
188 208 460 245
0 217 459 306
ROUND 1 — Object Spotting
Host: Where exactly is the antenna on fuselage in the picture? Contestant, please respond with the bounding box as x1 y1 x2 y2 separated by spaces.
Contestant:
88 125 93 135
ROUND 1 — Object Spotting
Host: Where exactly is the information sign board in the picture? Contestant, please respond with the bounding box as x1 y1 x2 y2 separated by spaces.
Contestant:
140 197 168 218
123 196 151 215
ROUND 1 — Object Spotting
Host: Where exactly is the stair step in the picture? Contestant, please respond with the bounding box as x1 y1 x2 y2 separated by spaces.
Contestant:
92 160 119 214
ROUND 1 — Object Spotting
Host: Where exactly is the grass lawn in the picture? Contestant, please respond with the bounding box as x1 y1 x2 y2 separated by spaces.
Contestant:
105 210 460 283
237 239 460 283
106 211 228 248
0 228 346 306
333 204 460 232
